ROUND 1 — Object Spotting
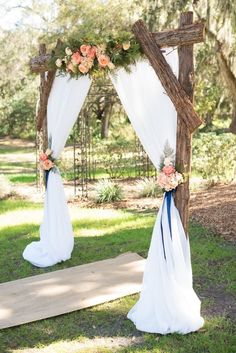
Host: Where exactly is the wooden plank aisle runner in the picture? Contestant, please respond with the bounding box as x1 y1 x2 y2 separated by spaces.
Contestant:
0 253 145 329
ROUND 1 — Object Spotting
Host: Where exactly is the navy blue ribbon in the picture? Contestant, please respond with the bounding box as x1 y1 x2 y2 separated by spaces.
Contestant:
45 170 50 189
160 190 173 260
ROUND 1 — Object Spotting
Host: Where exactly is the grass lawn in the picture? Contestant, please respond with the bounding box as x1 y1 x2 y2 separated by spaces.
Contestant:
0 199 235 353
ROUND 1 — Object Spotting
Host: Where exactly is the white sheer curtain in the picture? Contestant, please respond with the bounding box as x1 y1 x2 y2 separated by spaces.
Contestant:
111 48 204 334
23 74 92 267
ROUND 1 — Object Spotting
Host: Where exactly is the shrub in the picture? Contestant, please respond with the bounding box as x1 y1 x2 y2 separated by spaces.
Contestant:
192 132 236 183
94 179 123 203
137 177 162 198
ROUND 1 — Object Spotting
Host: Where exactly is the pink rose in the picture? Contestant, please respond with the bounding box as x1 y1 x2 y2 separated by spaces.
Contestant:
80 44 90 56
42 159 54 171
39 153 47 161
162 165 175 176
98 54 110 67
71 51 81 64
78 64 89 74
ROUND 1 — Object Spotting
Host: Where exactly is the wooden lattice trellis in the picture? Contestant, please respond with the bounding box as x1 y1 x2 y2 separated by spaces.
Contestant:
30 11 205 234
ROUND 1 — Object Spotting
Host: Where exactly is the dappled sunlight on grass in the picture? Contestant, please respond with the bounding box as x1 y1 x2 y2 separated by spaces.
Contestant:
0 201 154 234
0 209 43 228
69 206 126 222
74 216 154 237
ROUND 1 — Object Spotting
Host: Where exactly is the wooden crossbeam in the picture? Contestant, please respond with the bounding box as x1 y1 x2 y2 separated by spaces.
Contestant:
132 20 202 133
153 21 205 47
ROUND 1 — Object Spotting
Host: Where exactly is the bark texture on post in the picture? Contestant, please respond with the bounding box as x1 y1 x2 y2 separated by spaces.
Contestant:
153 21 205 47
36 39 63 132
132 20 202 133
36 69 56 133
175 12 194 235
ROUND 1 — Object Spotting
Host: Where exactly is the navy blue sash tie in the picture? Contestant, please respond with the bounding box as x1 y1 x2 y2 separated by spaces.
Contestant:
160 190 173 260
45 170 50 189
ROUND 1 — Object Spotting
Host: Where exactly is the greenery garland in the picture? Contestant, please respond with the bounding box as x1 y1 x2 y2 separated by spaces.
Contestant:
50 33 143 78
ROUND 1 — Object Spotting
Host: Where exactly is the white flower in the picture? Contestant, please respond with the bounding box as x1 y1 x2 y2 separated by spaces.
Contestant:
65 47 72 55
55 58 62 67
108 62 115 70
45 148 52 156
63 56 68 64
164 157 171 166
122 41 130 50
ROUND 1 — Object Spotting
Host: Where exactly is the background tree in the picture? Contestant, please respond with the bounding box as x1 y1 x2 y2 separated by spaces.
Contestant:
0 0 235 138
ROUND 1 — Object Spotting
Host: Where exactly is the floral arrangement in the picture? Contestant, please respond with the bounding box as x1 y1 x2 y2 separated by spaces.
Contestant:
51 34 142 78
157 141 184 192
39 149 55 171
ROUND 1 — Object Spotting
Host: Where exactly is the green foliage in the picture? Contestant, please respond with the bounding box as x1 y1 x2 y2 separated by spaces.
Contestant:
94 138 138 179
192 133 236 182
0 29 38 138
137 177 162 198
94 179 123 203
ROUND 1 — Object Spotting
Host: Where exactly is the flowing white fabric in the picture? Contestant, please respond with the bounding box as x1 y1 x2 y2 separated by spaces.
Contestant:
23 74 92 267
111 48 204 334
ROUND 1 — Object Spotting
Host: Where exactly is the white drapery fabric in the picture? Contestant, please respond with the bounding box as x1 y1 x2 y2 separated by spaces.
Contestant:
23 74 92 267
111 48 204 334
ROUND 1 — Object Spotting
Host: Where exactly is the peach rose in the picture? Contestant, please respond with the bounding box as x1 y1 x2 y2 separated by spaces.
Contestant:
80 57 93 68
98 54 110 67
39 153 48 161
162 165 175 176
157 172 167 186
78 64 89 74
67 62 74 72
80 44 91 56
87 46 97 59
42 159 54 171
71 51 81 64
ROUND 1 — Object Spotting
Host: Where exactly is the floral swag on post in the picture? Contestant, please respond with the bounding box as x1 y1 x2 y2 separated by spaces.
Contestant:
157 142 184 260
39 137 57 187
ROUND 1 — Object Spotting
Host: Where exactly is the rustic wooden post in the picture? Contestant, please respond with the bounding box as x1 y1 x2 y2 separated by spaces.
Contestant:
36 43 47 190
35 43 58 189
175 12 195 234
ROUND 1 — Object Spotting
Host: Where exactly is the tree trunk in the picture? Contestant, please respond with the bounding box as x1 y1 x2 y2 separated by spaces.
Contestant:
101 114 109 139
193 8 236 134
216 48 236 134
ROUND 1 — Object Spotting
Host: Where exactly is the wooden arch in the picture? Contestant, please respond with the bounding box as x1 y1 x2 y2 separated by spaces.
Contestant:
30 11 205 234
